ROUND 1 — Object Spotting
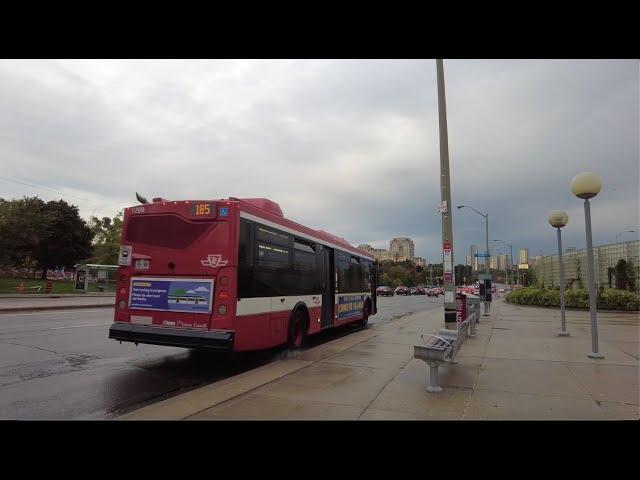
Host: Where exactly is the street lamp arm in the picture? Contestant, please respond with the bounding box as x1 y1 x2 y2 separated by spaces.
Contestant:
457 205 487 218
493 239 512 247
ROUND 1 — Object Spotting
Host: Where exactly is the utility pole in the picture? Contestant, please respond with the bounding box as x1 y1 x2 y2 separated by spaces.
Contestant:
436 59 456 329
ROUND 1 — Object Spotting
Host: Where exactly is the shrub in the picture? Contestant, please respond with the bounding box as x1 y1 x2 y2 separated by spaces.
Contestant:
598 289 640 310
506 287 639 311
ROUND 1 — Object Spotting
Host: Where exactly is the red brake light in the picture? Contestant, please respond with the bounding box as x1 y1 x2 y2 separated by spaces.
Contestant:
219 291 228 301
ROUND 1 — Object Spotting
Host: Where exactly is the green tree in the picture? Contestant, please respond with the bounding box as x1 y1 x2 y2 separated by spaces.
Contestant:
0 197 47 268
88 211 123 265
613 259 636 291
32 200 94 278
0 197 93 277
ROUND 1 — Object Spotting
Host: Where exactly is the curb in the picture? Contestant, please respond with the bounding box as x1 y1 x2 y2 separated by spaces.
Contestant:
0 303 115 313
119 308 434 420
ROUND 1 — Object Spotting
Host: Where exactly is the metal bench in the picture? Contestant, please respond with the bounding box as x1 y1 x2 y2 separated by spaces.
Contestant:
414 311 476 393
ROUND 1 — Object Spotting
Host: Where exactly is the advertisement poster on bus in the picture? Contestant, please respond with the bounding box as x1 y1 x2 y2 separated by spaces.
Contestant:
337 294 365 320
129 277 214 314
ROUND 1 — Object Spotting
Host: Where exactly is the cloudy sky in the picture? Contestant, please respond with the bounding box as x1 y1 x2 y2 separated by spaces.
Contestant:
0 59 638 264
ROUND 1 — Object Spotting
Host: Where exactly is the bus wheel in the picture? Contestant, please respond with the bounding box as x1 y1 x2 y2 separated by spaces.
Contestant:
288 309 307 350
357 300 370 328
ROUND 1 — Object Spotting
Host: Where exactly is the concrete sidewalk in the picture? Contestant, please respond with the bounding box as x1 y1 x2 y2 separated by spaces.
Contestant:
0 295 115 312
120 299 639 420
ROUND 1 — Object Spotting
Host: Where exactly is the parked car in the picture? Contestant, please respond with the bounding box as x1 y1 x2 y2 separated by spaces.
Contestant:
395 286 411 296
427 288 439 297
377 286 394 297
415 287 426 295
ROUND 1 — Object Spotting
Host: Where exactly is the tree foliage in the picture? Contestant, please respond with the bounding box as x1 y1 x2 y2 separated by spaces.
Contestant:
0 197 46 268
87 211 123 265
613 259 636 291
0 197 94 278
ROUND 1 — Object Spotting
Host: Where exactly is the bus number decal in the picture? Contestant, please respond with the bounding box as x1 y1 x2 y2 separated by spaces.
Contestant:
191 203 212 215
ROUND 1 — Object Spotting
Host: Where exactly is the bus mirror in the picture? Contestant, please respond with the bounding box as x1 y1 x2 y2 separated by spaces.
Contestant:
136 192 149 204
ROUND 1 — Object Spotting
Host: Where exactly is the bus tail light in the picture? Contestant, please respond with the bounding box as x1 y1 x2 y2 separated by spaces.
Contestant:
219 290 228 301
119 287 127 295
219 276 229 286
218 305 227 315
118 300 126 310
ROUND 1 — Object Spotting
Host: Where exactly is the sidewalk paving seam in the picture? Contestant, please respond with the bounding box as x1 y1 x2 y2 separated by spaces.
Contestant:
559 357 614 414
356 354 415 420
462 300 505 419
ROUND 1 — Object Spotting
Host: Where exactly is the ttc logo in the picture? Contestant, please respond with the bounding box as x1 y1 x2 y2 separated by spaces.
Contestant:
201 254 229 268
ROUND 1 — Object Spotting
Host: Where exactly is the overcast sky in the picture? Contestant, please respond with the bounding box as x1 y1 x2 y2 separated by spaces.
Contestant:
0 59 638 264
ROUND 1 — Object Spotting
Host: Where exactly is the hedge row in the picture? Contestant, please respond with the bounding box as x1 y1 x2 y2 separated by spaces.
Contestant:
506 287 639 311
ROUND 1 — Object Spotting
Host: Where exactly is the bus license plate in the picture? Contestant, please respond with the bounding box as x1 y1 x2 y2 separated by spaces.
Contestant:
135 259 150 270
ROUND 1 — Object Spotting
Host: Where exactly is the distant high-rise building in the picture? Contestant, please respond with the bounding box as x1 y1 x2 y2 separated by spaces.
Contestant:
519 248 529 267
390 238 415 260
497 254 508 271
470 245 478 271
466 255 472 266
489 256 499 269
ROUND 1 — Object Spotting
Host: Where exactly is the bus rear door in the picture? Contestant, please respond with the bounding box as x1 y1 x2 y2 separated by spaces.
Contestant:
320 245 335 329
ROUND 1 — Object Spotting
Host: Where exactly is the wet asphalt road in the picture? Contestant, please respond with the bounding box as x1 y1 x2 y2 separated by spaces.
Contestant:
0 294 442 419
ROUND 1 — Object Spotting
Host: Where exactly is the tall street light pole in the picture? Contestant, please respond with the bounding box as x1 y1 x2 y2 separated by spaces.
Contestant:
457 205 489 273
571 172 604 359
457 205 490 315
493 239 513 287
436 59 457 330
549 211 570 337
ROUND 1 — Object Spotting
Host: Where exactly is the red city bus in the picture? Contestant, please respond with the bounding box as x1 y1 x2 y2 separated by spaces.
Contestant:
109 197 378 351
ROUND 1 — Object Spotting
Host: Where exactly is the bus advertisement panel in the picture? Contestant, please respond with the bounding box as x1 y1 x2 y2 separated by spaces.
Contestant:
129 277 213 314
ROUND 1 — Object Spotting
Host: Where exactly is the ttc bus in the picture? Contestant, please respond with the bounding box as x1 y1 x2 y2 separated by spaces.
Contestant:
109 197 378 351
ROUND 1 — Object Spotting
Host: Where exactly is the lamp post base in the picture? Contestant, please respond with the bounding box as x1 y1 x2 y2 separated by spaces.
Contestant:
557 330 570 337
588 352 605 359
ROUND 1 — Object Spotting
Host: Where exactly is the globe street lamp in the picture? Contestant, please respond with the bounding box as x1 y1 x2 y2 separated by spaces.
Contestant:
571 172 604 359
549 210 570 337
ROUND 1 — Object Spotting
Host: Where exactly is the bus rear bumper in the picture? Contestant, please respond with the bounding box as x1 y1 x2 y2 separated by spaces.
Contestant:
109 323 234 350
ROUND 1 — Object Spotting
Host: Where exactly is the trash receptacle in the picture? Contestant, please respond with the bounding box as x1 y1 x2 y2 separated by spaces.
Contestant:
465 294 480 323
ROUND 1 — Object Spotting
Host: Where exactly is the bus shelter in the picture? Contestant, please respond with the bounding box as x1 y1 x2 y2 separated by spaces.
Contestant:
73 264 118 293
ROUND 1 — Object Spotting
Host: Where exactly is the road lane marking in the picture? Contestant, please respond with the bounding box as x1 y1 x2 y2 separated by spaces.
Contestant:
0 309 114 317
49 322 113 330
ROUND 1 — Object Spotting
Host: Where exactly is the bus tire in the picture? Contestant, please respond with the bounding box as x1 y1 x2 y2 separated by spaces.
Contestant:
357 299 371 328
288 308 308 350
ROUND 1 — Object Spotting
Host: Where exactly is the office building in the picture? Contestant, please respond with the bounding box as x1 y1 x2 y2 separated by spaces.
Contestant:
533 240 640 293
390 238 415 260
470 245 478 271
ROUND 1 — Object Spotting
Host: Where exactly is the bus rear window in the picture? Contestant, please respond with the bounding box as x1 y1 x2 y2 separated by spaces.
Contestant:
125 214 215 249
